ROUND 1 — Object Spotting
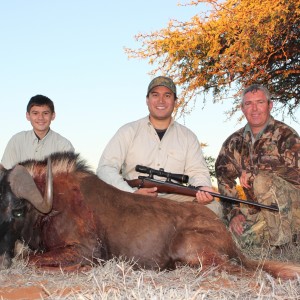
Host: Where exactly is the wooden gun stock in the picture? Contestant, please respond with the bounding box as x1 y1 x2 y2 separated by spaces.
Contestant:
126 176 279 212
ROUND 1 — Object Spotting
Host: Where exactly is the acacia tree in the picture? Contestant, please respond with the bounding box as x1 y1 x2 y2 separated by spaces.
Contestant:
126 0 299 119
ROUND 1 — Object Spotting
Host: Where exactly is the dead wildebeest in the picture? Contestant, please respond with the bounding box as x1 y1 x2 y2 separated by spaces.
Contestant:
0 152 299 279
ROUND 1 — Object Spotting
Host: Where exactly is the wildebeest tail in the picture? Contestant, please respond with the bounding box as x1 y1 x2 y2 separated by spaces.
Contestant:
262 260 300 279
241 257 300 280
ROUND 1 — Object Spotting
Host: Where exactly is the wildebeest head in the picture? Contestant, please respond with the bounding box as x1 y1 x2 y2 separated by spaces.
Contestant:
0 160 53 269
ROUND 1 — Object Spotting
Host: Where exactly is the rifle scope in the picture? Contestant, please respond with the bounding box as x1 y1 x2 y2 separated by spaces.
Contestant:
135 165 189 184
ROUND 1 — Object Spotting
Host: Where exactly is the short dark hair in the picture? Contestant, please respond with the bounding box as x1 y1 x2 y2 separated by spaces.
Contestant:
26 95 55 113
241 84 271 105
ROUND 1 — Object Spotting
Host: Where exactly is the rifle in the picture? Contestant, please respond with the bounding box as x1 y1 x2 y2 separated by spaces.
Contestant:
125 165 279 212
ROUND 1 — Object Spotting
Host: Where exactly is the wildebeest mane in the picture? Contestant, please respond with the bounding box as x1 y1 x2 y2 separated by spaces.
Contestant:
19 152 94 177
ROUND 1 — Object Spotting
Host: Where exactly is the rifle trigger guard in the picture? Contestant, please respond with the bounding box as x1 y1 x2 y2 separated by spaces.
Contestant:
138 178 145 189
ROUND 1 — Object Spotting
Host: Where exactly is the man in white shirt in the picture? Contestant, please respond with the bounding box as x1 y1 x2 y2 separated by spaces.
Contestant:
97 76 222 216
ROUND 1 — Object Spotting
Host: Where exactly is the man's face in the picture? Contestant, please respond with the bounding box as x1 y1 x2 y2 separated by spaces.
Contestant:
241 90 273 134
26 105 55 135
146 86 176 121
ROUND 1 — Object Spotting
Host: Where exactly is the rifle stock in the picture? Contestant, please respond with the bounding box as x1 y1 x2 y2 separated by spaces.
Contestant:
126 176 279 212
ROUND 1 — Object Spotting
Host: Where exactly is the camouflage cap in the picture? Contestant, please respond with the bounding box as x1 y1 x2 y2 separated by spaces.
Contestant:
147 76 177 96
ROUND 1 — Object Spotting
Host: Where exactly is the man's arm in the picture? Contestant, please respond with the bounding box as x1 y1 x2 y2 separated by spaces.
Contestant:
279 129 300 186
215 136 244 223
96 129 134 193
179 129 214 203
215 152 249 235
183 131 212 187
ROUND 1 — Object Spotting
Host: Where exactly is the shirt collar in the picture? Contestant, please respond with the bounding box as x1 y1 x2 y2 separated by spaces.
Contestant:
147 115 174 128
33 128 51 141
243 116 272 141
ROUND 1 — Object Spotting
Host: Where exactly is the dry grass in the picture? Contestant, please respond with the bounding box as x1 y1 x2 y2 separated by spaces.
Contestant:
0 244 299 299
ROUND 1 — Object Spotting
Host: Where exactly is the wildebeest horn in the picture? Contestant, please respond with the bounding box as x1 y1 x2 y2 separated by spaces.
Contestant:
8 157 53 214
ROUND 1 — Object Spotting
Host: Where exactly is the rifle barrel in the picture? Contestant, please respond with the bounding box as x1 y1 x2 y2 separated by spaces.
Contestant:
126 177 279 212
198 189 279 212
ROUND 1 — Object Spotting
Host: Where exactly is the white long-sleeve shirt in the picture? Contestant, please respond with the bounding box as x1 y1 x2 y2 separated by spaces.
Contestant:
97 116 211 193
1 129 74 169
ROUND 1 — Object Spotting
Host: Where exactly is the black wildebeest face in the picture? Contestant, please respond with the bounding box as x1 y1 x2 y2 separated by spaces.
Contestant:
0 160 53 269
0 172 27 269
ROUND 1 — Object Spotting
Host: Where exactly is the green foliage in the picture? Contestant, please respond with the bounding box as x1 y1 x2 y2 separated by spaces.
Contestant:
205 155 216 177
126 0 300 120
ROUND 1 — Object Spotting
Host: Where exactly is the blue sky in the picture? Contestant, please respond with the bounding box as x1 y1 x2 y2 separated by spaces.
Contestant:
1 0 299 171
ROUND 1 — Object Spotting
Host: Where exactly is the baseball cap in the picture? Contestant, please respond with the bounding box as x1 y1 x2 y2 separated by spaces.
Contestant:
147 76 177 97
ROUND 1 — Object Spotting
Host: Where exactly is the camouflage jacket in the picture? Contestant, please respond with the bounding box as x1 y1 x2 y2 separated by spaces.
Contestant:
215 116 300 221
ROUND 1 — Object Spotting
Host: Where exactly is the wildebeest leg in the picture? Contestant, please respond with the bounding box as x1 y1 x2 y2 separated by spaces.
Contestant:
169 229 247 274
169 229 300 279
28 242 107 270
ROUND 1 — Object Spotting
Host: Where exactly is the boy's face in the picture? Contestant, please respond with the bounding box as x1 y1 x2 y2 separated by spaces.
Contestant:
26 105 55 136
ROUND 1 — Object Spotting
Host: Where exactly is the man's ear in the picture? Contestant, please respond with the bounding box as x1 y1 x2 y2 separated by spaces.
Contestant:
26 112 30 121
268 101 273 112
51 112 56 121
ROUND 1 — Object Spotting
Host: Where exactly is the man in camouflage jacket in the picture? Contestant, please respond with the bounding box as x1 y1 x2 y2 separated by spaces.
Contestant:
215 84 300 249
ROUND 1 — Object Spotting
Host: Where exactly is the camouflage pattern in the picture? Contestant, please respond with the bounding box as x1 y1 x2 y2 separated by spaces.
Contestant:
215 116 300 247
147 76 177 96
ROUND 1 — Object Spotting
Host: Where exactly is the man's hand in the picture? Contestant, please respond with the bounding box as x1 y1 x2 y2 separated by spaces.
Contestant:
134 187 158 197
229 214 246 235
195 186 215 204
240 171 251 189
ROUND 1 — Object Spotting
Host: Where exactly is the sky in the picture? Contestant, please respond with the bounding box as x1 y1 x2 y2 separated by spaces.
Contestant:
1 0 299 172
